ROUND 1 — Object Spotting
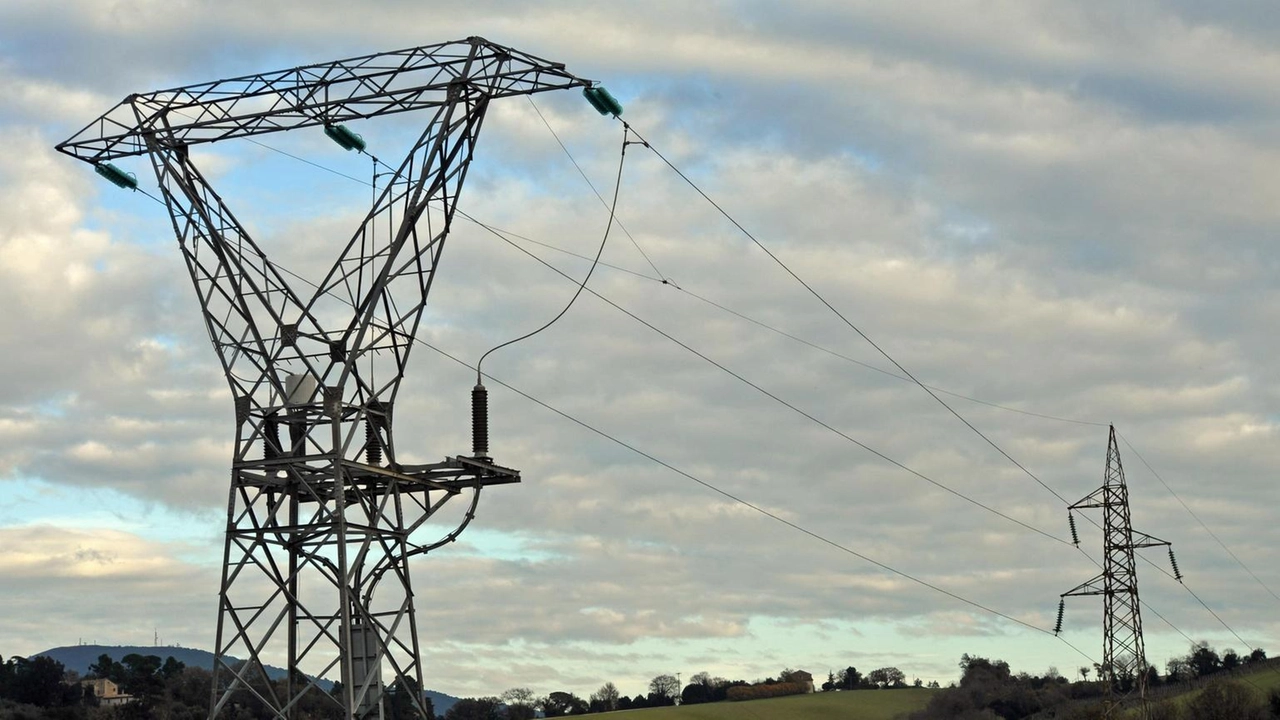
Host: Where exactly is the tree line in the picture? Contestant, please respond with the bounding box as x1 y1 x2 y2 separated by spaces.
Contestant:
10 644 1273 719
907 645 1280 720
0 652 373 720
0 653 928 720
440 665 929 720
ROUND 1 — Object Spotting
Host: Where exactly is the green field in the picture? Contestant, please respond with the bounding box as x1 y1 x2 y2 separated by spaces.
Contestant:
614 689 936 720
1103 660 1280 719
1148 664 1280 715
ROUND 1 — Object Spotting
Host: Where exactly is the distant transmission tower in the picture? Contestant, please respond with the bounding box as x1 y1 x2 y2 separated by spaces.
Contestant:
58 38 600 719
1056 425 1181 718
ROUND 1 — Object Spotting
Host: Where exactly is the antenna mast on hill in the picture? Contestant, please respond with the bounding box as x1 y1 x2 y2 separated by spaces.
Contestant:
58 38 595 719
1057 425 1181 719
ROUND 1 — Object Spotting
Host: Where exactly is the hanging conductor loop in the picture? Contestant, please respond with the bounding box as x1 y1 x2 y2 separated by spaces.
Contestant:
1054 598 1065 636
1068 512 1080 546
473 119 628 394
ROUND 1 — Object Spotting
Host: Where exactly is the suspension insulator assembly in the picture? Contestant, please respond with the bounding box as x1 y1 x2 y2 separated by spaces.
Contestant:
1068 512 1080 545
472 383 490 460
94 162 138 190
1054 599 1065 635
1168 548 1183 582
582 85 624 116
323 123 367 153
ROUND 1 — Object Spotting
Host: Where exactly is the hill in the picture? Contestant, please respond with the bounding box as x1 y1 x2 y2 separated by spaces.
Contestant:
620 689 935 720
35 645 232 679
1131 659 1280 718
31 645 462 714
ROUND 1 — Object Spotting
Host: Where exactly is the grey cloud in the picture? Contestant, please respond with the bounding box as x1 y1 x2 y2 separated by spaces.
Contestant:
0 0 1276 698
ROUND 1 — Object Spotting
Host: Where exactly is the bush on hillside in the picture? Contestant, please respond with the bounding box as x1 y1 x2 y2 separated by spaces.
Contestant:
724 682 809 702
1185 680 1267 720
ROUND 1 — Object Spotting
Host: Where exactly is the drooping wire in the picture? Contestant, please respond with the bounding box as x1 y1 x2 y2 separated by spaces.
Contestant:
474 122 630 381
119 122 1109 669
433 339 1088 648
460 201 1267 673
458 219 1273 667
117 104 1251 671
484 217 1280 653
485 224 1107 428
243 232 1093 663
526 96 668 283
620 121 1075 507
463 211 1071 547
470 209 1280 674
601 119 1280 666
456 218 663 283
1119 430 1280 605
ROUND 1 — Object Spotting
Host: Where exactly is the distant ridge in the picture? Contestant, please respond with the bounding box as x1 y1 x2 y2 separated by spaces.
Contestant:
34 645 235 678
33 645 461 714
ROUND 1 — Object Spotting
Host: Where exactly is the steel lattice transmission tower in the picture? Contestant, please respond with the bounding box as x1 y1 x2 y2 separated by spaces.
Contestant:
1057 425 1179 718
58 38 595 719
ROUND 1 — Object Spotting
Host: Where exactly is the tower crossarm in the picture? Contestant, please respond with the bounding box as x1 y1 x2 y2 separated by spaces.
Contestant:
1062 573 1108 598
1128 531 1171 550
55 37 591 163
1069 485 1108 511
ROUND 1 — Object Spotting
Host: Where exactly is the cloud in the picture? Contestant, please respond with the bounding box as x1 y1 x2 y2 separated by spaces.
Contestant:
0 0 1276 699
0 524 216 648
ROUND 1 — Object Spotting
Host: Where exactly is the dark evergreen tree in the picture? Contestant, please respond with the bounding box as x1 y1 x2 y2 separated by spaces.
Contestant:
444 696 503 720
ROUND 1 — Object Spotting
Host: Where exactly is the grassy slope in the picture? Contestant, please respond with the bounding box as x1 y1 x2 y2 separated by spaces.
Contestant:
1160 664 1280 711
1112 660 1280 718
616 689 935 720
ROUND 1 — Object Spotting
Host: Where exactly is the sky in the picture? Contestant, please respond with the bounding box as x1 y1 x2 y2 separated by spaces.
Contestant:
2 0 1279 701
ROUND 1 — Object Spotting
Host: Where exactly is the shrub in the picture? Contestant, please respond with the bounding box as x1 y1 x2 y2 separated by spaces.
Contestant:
1186 681 1266 720
725 682 809 702
1147 698 1181 720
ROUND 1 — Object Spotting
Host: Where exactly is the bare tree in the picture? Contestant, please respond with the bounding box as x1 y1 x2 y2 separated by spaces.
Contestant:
648 674 680 704
501 687 536 720
590 681 620 711
868 667 906 688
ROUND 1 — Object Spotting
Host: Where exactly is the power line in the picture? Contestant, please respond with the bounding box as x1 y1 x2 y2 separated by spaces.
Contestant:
621 121 1073 506
122 106 1261 672
489 225 1107 428
467 213 1072 547
488 118 1278 671
604 118 1280 667
476 215 1269 673
427 338 1085 648
526 96 668 282
252 235 1090 662
1118 431 1280 606
477 122 630 378
132 109 1270 680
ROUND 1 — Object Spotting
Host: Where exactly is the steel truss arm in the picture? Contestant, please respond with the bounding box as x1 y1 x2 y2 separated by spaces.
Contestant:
56 36 590 163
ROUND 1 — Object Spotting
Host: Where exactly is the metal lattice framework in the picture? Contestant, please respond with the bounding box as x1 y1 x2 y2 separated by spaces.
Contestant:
58 38 592 719
1061 425 1171 718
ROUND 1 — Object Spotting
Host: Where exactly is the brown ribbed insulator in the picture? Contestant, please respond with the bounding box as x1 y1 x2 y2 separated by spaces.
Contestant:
365 418 382 466
472 383 489 459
